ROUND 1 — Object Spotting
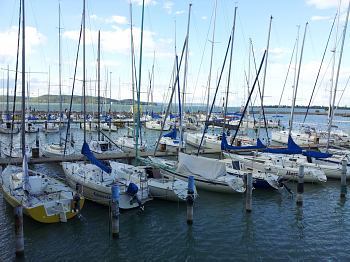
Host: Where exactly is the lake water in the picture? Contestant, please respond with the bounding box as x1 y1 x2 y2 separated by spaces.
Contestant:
0 110 350 261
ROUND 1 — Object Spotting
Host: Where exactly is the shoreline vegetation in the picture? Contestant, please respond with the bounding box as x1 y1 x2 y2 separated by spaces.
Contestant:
0 94 348 111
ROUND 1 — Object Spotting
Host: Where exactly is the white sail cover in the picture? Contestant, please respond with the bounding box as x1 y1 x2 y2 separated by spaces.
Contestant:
177 152 226 180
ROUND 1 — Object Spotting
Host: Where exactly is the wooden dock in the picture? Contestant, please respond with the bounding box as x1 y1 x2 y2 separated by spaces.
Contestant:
0 148 221 166
0 143 322 166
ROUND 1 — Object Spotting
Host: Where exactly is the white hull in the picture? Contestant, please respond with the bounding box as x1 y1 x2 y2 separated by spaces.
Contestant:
148 156 245 194
114 136 146 152
62 162 151 209
159 137 179 152
145 120 171 131
42 143 75 157
271 130 319 146
224 152 327 183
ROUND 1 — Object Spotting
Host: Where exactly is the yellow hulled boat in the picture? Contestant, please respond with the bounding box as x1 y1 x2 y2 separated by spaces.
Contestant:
0 165 84 223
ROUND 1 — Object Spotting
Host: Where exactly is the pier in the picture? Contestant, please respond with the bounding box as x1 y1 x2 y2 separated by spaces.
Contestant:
0 144 321 166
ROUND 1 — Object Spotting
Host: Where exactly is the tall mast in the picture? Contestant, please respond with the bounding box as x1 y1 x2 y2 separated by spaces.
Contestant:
326 1 350 150
135 0 145 158
129 1 136 139
180 3 192 151
6 65 9 117
58 2 62 123
289 23 308 136
21 0 25 156
48 67 50 117
222 6 237 134
83 0 86 142
206 0 217 117
257 15 272 138
97 30 101 141
109 72 112 113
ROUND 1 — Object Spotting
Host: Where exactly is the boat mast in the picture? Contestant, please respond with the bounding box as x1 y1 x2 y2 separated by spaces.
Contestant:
97 30 101 141
326 1 350 150
257 15 272 138
129 1 136 139
59 3 62 124
135 0 145 158
289 24 306 137
58 2 63 144
83 0 86 143
21 0 25 156
179 3 192 152
222 6 237 134
205 0 217 118
48 67 50 120
109 72 112 114
6 65 9 118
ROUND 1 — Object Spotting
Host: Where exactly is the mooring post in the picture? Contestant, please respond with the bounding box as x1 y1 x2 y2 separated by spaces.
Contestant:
111 184 120 238
246 173 253 212
296 165 304 206
14 206 24 256
341 159 348 198
36 129 39 147
186 176 195 225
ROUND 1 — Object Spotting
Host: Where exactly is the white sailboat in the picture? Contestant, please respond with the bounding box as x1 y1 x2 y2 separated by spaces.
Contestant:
223 152 327 183
62 161 151 209
148 153 245 194
1 0 84 224
42 5 74 157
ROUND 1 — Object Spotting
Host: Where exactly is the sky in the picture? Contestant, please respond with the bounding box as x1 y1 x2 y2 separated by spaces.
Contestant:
0 0 349 108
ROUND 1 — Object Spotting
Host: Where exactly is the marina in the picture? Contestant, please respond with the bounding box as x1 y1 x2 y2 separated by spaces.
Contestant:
1 0 350 260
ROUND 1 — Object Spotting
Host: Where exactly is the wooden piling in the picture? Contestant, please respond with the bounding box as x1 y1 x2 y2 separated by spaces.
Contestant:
186 176 195 225
14 206 24 256
245 173 253 212
296 165 304 206
341 159 348 198
111 185 120 238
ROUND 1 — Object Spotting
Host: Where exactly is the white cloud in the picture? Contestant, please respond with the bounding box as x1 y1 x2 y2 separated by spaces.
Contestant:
90 14 98 20
63 26 172 58
306 0 338 9
201 16 207 20
106 15 129 25
0 26 46 64
163 1 174 14
311 15 331 21
131 0 157 6
175 10 185 15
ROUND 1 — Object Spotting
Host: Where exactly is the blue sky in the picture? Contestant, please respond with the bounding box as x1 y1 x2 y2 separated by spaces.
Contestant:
0 0 349 108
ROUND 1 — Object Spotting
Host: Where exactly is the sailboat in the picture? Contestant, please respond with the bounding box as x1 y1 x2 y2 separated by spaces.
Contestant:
88 31 121 155
42 3 74 157
62 0 150 210
42 69 60 134
1 0 84 223
114 1 147 153
0 65 20 134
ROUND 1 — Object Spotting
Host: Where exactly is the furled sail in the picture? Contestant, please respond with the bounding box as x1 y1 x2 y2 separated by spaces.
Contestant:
81 142 111 173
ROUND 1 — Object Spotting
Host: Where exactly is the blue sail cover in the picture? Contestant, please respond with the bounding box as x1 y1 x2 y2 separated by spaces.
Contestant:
302 150 332 159
163 128 177 139
263 135 302 154
48 114 57 121
263 135 331 159
151 111 161 119
28 115 38 121
81 142 112 173
103 115 112 123
169 113 177 119
221 133 266 151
